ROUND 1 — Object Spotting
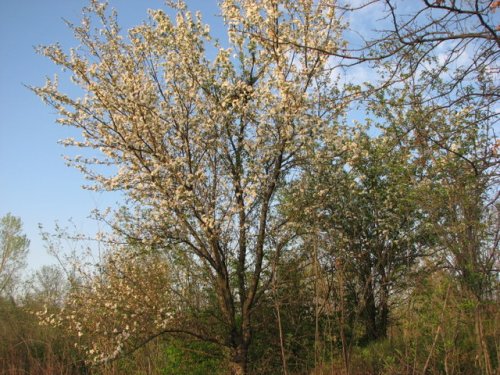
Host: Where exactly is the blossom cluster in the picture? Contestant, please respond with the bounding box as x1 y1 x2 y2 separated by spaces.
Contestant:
37 248 176 363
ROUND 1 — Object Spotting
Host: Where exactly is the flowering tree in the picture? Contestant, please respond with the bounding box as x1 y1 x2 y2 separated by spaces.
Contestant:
34 1 343 372
284 125 428 347
38 248 176 364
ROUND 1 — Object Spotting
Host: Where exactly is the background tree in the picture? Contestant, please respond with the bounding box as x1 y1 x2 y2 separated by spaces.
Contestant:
414 106 499 375
0 216 86 375
285 124 429 347
0 213 29 297
370 82 499 374
370 80 499 301
24 265 68 306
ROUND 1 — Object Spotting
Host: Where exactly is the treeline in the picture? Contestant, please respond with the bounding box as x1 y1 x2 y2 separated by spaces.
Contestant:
2 0 499 374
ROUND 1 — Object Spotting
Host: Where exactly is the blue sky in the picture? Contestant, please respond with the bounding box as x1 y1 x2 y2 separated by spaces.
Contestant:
0 1 222 271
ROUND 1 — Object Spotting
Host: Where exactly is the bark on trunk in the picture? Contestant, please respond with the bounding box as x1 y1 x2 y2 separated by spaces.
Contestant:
378 299 388 339
377 267 389 339
230 344 248 375
362 277 378 342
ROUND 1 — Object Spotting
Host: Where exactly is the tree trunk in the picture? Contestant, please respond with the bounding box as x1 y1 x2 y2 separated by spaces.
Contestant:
230 343 248 375
361 276 377 343
377 266 389 339
378 297 388 339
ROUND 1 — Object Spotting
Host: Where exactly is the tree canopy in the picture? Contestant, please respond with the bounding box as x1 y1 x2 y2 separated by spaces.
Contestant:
23 1 500 374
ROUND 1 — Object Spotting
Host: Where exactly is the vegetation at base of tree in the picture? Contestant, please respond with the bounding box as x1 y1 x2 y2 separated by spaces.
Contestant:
2 0 499 374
